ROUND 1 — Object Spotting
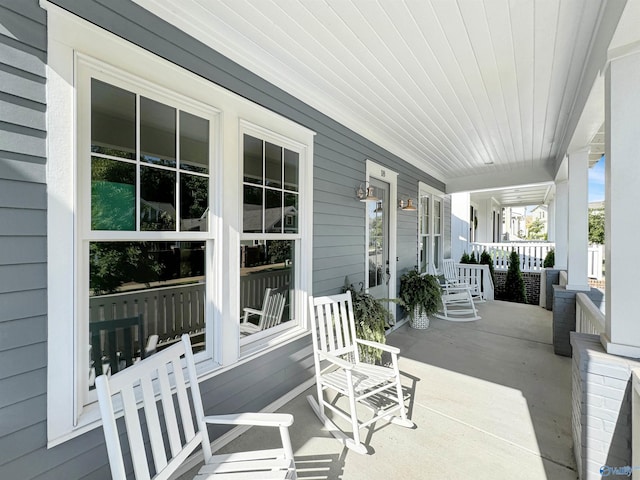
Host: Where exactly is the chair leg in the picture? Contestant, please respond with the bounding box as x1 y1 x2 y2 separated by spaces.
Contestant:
390 354 414 428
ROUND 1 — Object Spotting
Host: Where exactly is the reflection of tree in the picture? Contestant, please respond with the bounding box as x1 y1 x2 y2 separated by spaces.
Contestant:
91 157 135 230
90 242 163 295
268 240 291 264
182 174 208 219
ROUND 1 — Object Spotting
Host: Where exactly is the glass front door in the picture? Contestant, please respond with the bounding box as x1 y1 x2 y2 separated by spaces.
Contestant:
367 177 390 299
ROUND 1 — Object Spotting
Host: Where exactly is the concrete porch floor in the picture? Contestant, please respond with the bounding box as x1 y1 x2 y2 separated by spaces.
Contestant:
192 300 577 479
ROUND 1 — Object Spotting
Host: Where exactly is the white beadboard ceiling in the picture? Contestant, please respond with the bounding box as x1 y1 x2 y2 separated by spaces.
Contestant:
133 0 629 198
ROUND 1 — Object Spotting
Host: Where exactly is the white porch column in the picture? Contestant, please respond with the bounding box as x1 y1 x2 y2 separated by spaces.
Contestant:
603 47 640 357
547 198 556 243
566 149 590 291
554 180 568 270
450 192 470 262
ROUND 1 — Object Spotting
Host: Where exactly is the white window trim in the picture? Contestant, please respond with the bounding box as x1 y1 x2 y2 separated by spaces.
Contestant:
418 182 445 271
43 2 314 447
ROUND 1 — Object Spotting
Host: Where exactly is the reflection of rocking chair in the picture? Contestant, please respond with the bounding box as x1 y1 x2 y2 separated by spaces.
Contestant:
307 292 414 454
240 287 287 335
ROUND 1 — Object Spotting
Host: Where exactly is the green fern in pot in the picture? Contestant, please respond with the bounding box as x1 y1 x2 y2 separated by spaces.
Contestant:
399 268 442 328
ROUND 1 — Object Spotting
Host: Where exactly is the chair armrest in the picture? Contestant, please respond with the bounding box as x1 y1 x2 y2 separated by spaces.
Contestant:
355 339 400 355
204 412 294 428
242 308 263 323
319 351 354 370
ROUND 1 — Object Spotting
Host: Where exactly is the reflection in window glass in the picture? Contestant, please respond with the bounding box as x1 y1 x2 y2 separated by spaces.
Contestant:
243 135 263 184
265 142 282 188
140 166 176 231
91 157 136 231
91 79 136 159
284 193 298 233
239 240 294 336
88 241 206 389
140 97 176 167
243 185 263 233
284 149 299 192
180 173 208 231
180 111 209 174
265 189 282 234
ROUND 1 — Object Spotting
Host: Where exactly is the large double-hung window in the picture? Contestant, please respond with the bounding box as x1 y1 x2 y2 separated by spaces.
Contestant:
80 68 217 400
418 182 444 274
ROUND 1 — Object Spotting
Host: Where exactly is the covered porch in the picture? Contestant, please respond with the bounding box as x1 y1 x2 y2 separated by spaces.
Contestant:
180 300 577 480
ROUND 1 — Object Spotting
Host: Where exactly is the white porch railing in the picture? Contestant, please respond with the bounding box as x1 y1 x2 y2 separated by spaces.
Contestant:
470 242 553 272
89 270 292 347
575 292 605 335
633 368 640 479
456 263 494 301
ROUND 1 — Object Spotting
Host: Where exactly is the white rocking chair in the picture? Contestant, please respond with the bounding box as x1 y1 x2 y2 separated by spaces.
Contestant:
307 292 414 454
433 283 481 322
442 258 484 302
96 334 297 480
241 287 287 335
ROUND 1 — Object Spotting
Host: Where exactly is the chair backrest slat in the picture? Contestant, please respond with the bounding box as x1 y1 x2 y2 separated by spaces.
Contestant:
140 373 167 475
172 357 196 442
120 384 151 480
157 361 182 458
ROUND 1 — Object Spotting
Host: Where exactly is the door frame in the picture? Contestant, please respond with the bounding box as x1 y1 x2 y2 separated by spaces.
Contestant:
365 160 397 310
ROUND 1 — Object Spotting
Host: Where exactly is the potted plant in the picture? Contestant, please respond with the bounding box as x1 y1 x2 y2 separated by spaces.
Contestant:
343 281 391 364
399 268 442 329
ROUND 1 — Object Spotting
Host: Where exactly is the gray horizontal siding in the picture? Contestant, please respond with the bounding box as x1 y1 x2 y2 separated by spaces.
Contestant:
0 0 445 478
0 1 49 478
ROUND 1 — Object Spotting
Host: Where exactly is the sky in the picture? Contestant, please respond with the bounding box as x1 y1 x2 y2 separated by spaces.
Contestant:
589 156 605 203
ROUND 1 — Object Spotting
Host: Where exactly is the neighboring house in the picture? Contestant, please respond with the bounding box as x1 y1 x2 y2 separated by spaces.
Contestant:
0 2 446 478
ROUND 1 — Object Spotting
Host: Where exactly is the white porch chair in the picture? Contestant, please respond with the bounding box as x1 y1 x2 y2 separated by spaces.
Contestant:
241 287 287 335
433 283 481 322
442 259 483 302
307 292 414 454
96 334 297 480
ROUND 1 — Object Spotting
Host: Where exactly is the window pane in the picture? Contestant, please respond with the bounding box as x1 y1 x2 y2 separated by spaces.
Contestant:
243 135 263 184
239 240 294 337
180 111 209 174
140 166 176 231
91 157 135 231
284 192 298 233
88 241 206 390
419 234 430 274
420 196 430 235
433 236 441 269
434 199 442 235
243 185 263 233
180 173 208 232
284 149 299 192
265 142 282 188
265 189 282 234
91 79 135 159
140 97 176 167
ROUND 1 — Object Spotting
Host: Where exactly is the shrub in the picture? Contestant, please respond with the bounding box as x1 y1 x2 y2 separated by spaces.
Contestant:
343 280 390 363
469 251 478 264
543 249 555 268
479 249 495 285
460 252 471 264
504 250 527 303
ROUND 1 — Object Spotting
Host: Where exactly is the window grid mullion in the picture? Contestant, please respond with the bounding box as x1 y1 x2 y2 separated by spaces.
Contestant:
135 93 141 232
175 108 180 233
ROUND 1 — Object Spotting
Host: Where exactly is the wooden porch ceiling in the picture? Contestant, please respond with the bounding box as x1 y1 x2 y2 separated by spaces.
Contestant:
134 0 630 191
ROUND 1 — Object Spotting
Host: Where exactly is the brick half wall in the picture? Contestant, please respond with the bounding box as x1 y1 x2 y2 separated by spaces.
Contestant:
494 271 541 305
